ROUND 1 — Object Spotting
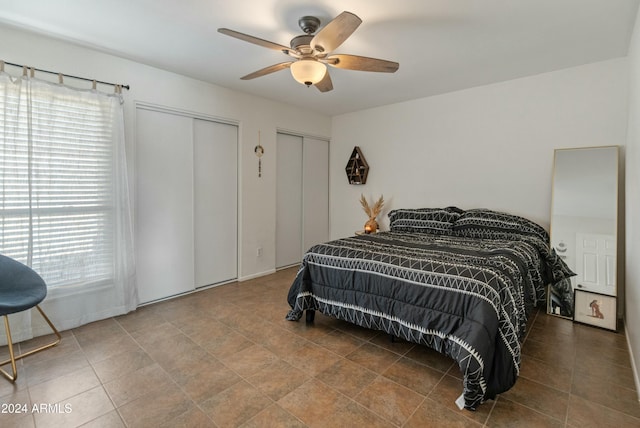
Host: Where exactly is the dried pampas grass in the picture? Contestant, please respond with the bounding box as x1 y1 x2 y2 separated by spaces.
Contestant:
360 194 384 219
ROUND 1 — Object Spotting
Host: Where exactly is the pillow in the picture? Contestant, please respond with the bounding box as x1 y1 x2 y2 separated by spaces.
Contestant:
452 208 549 242
388 207 462 235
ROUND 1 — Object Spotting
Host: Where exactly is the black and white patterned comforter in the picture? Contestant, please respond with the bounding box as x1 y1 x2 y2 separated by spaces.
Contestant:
286 229 571 410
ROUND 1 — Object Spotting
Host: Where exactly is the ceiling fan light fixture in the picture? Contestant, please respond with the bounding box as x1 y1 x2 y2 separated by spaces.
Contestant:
290 59 326 87
220 11 396 93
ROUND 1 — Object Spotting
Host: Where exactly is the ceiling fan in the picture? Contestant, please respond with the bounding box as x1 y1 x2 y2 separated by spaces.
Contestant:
218 11 399 92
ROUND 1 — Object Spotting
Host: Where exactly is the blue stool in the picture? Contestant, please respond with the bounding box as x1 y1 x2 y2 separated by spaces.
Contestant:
0 254 61 382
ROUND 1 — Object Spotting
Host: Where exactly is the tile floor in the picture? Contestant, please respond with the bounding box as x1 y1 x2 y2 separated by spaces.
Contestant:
1 267 639 427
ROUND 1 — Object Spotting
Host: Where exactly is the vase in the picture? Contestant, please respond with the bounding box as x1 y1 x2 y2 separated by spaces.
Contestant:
364 218 378 234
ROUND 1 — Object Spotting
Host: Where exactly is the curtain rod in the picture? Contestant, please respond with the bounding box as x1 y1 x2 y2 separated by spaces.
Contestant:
1 60 130 91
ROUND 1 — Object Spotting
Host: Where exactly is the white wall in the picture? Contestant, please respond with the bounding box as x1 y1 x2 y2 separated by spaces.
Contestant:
625 4 640 397
0 24 331 283
330 59 629 239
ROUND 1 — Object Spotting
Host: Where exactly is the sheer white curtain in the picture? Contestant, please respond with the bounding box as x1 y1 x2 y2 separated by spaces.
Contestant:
0 72 136 342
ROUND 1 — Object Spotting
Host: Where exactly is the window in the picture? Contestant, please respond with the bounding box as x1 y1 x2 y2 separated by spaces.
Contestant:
0 77 117 289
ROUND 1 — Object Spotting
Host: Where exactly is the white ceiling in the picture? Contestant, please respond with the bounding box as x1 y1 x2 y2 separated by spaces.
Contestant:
0 0 638 116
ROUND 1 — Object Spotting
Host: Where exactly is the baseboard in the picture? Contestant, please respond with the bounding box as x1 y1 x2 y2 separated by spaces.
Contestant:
238 269 276 282
624 317 640 402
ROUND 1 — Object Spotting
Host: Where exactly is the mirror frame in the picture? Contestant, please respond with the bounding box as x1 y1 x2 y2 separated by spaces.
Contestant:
548 145 620 319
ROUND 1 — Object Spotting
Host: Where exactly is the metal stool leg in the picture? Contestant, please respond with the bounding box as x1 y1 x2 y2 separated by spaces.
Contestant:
0 315 17 381
0 305 61 383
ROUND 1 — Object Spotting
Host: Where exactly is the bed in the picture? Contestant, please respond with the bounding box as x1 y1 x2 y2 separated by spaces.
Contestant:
286 208 574 410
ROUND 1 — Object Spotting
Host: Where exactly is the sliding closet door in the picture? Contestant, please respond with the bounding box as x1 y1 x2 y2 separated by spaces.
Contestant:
302 137 329 251
193 119 238 287
276 133 329 268
136 108 194 303
276 133 303 268
136 107 238 304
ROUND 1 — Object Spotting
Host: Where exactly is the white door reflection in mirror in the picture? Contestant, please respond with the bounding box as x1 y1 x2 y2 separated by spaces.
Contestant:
575 233 616 295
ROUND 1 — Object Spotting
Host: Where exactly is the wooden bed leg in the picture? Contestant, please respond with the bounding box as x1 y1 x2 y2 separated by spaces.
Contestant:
389 335 396 343
305 310 315 323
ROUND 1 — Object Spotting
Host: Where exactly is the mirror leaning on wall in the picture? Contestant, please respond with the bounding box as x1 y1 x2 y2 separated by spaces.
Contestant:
548 146 620 320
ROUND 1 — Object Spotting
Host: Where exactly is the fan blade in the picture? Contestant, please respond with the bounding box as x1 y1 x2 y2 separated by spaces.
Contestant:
310 11 362 53
241 62 293 80
315 72 333 92
327 54 399 73
218 28 292 53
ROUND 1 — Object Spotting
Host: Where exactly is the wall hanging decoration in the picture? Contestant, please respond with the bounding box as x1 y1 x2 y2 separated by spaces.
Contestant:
360 194 384 233
254 131 264 177
346 146 369 184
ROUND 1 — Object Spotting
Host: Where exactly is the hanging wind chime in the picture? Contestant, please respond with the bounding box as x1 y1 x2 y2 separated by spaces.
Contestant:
254 131 264 177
